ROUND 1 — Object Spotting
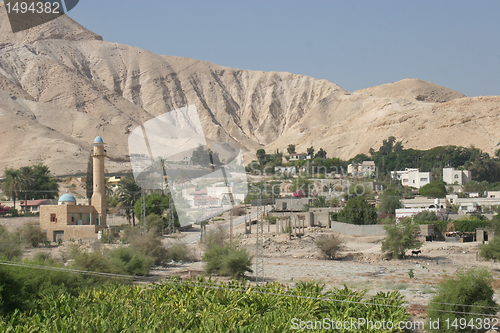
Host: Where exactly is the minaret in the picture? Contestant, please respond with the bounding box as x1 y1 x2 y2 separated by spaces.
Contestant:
91 136 106 226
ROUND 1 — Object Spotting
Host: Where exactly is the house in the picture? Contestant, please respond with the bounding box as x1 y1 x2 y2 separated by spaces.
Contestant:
107 176 122 191
347 161 376 177
19 199 53 214
288 153 305 161
40 136 108 242
443 168 471 185
391 168 432 189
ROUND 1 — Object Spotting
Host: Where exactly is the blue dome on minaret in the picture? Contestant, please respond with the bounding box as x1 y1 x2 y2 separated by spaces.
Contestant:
94 136 104 143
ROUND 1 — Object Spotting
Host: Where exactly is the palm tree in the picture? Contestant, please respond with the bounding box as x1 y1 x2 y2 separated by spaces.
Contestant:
18 166 34 213
1 168 21 209
117 174 141 226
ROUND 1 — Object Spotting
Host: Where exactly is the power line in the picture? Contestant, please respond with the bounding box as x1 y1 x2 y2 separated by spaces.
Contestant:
0 259 497 317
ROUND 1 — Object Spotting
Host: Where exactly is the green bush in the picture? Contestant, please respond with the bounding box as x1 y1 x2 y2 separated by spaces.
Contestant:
315 234 343 259
337 196 377 225
479 236 500 261
0 226 23 260
427 268 498 332
413 211 439 222
109 247 153 276
203 245 253 278
124 227 168 265
166 241 193 262
382 218 421 259
18 224 47 247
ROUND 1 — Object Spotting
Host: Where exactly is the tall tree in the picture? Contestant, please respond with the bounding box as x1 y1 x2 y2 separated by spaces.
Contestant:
31 164 58 199
85 153 93 200
287 144 296 155
315 148 327 159
18 166 34 211
256 149 266 165
117 174 141 226
306 146 315 158
1 169 20 209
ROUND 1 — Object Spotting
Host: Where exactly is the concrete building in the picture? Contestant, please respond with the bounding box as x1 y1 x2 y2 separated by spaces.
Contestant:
391 168 432 189
40 136 108 242
288 153 305 161
443 167 471 185
347 161 376 177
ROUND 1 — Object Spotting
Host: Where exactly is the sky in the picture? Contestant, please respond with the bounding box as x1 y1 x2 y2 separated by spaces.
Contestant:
18 1 500 96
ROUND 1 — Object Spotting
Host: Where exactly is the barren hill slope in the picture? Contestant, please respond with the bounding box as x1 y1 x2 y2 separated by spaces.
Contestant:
0 3 499 176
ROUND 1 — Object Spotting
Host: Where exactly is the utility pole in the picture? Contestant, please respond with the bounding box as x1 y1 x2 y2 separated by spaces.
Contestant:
255 196 264 283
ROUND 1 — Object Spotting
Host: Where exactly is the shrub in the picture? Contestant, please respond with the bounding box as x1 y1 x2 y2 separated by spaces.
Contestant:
479 236 500 261
145 214 166 235
203 245 253 278
202 226 228 250
413 211 439 222
125 228 168 265
427 268 498 332
18 224 47 247
232 206 246 216
315 235 343 259
0 226 23 260
108 246 153 276
337 196 377 225
382 218 421 259
166 241 193 262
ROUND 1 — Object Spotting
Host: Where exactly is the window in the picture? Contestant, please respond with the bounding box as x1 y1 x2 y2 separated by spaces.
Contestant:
454 174 459 178
420 178 428 182
71 213 75 222
50 214 57 222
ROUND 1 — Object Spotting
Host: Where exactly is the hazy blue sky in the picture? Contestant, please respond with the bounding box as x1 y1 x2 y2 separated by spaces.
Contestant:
61 1 499 96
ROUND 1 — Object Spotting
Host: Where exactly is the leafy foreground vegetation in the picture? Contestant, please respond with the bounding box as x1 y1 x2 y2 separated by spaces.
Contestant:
0 279 410 332
427 268 498 333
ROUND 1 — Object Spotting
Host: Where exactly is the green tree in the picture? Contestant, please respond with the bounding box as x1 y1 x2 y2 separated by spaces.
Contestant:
290 176 313 196
191 145 221 168
85 153 93 200
382 218 421 259
117 175 141 226
256 149 266 165
315 148 327 159
287 144 296 155
378 191 403 215
31 164 59 199
337 196 377 225
133 192 169 225
306 146 315 158
18 166 35 212
427 268 498 332
419 180 447 198
1 168 21 209
463 180 488 195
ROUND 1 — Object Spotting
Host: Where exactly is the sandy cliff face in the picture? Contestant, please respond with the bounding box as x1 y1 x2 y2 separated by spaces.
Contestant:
0 2 498 175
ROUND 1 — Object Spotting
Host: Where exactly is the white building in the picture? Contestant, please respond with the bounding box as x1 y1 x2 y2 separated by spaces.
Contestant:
391 168 432 189
347 161 376 177
442 167 471 185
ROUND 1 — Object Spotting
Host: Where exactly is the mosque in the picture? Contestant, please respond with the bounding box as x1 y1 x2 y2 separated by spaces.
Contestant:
40 136 108 242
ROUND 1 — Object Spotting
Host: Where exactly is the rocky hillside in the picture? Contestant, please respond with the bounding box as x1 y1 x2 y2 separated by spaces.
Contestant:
0 2 499 175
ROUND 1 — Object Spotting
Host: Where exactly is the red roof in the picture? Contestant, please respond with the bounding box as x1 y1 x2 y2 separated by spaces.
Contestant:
20 199 50 207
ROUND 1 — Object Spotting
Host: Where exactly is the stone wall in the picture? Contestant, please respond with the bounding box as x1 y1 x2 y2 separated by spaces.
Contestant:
330 221 386 236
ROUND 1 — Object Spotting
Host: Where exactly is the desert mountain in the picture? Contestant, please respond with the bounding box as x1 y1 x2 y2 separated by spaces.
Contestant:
0 2 499 176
